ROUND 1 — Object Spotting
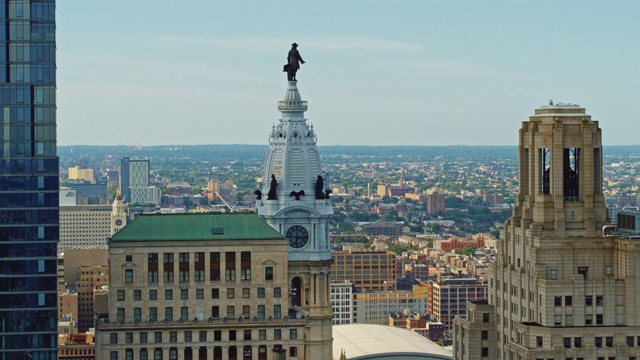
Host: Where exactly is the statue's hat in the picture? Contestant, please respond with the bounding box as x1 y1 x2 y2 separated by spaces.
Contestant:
291 42 298 47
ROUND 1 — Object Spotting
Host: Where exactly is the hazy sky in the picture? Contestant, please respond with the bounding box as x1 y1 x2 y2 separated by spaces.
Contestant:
57 1 639 146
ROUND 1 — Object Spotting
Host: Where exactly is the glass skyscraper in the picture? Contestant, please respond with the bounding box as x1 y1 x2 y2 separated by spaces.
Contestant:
0 1 58 359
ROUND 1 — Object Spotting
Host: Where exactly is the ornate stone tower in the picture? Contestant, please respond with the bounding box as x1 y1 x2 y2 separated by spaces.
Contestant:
110 193 127 235
454 103 640 360
256 80 333 359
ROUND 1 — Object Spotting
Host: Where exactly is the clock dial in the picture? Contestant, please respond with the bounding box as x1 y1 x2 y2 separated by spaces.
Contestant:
286 225 309 249
115 219 123 226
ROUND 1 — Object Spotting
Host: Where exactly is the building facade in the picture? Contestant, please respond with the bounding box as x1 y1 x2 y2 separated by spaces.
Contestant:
353 285 428 325
431 278 487 332
330 281 354 325
59 205 111 250
331 249 397 291
0 1 58 358
363 222 403 238
95 213 310 360
453 103 640 360
120 157 160 204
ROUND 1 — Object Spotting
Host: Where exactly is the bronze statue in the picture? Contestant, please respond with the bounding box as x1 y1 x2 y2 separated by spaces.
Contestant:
324 189 332 199
290 190 305 201
267 175 278 200
253 189 263 200
315 175 324 199
284 43 305 81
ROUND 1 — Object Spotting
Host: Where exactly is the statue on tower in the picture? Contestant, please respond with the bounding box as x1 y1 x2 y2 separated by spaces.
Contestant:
267 174 278 200
284 43 305 81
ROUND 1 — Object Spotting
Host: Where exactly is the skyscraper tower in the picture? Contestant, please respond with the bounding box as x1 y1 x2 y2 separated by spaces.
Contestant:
454 103 640 360
256 80 334 359
0 1 58 358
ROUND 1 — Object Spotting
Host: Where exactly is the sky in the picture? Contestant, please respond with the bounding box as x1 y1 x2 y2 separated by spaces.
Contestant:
56 1 640 147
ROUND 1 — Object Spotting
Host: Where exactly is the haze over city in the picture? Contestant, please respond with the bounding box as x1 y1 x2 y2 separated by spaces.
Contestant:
56 1 639 147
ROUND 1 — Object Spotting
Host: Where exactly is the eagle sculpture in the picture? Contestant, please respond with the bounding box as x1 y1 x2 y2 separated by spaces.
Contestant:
290 190 305 200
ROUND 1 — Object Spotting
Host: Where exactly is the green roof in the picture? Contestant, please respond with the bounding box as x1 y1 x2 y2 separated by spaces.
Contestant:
111 213 284 242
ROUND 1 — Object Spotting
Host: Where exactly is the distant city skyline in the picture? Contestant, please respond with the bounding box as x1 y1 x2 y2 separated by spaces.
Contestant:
57 1 639 146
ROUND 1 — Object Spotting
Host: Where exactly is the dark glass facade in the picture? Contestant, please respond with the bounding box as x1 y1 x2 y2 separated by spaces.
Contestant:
0 1 58 359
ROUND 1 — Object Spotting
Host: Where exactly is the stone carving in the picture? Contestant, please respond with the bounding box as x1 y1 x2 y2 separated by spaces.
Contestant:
324 189 332 199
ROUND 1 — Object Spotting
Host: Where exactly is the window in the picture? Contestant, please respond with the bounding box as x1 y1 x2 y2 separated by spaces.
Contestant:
290 329 298 340
565 315 572 326
586 295 593 306
165 289 173 300
554 296 561 306
179 253 189 282
241 305 250 319
563 337 571 348
596 295 603 306
134 308 142 322
110 351 118 360
265 266 274 281
154 349 162 360
185 331 192 342
181 289 188 300
227 288 235 299
210 252 221 281
258 305 265 319
229 330 237 341
259 329 266 340
195 252 205 282
565 296 572 306
606 336 613 347
170 331 177 342
118 290 125 301
212 289 219 299
148 253 158 282
169 348 177 360
274 329 281 340
199 331 206 342
241 252 251 280
155 332 162 343
214 330 222 341
165 307 173 321
481 330 488 340
481 348 488 356
549 268 557 280
227 306 235 318
212 306 219 318
595 336 602 348
274 287 281 298
243 288 250 298
150 290 157 301
140 332 147 343
482 313 490 323
125 269 133 283
554 315 562 325
536 336 543 347
117 308 125 322
574 337 582 348
134 290 141 301
110 333 118 344
258 288 265 298
585 314 593 325
274 305 281 319
196 289 204 299
628 336 634 347
225 252 236 281
596 314 603 325
244 330 251 341
181 307 188 321
578 267 588 279
290 347 298 357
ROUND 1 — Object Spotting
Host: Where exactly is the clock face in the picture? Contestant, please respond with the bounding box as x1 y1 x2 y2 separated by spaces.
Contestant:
115 219 123 226
286 225 309 249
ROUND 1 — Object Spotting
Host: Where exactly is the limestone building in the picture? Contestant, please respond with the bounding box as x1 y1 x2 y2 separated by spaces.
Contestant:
454 103 640 360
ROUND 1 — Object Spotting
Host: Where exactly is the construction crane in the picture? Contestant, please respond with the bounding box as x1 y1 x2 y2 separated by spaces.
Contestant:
215 191 237 213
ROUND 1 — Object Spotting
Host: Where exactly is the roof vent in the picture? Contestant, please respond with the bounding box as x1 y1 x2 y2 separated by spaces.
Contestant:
211 227 224 235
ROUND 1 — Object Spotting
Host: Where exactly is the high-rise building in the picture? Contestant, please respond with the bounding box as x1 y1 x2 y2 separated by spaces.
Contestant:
453 103 640 360
0 1 58 358
119 157 160 204
59 205 112 250
331 249 397 291
426 190 446 214
255 80 334 358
